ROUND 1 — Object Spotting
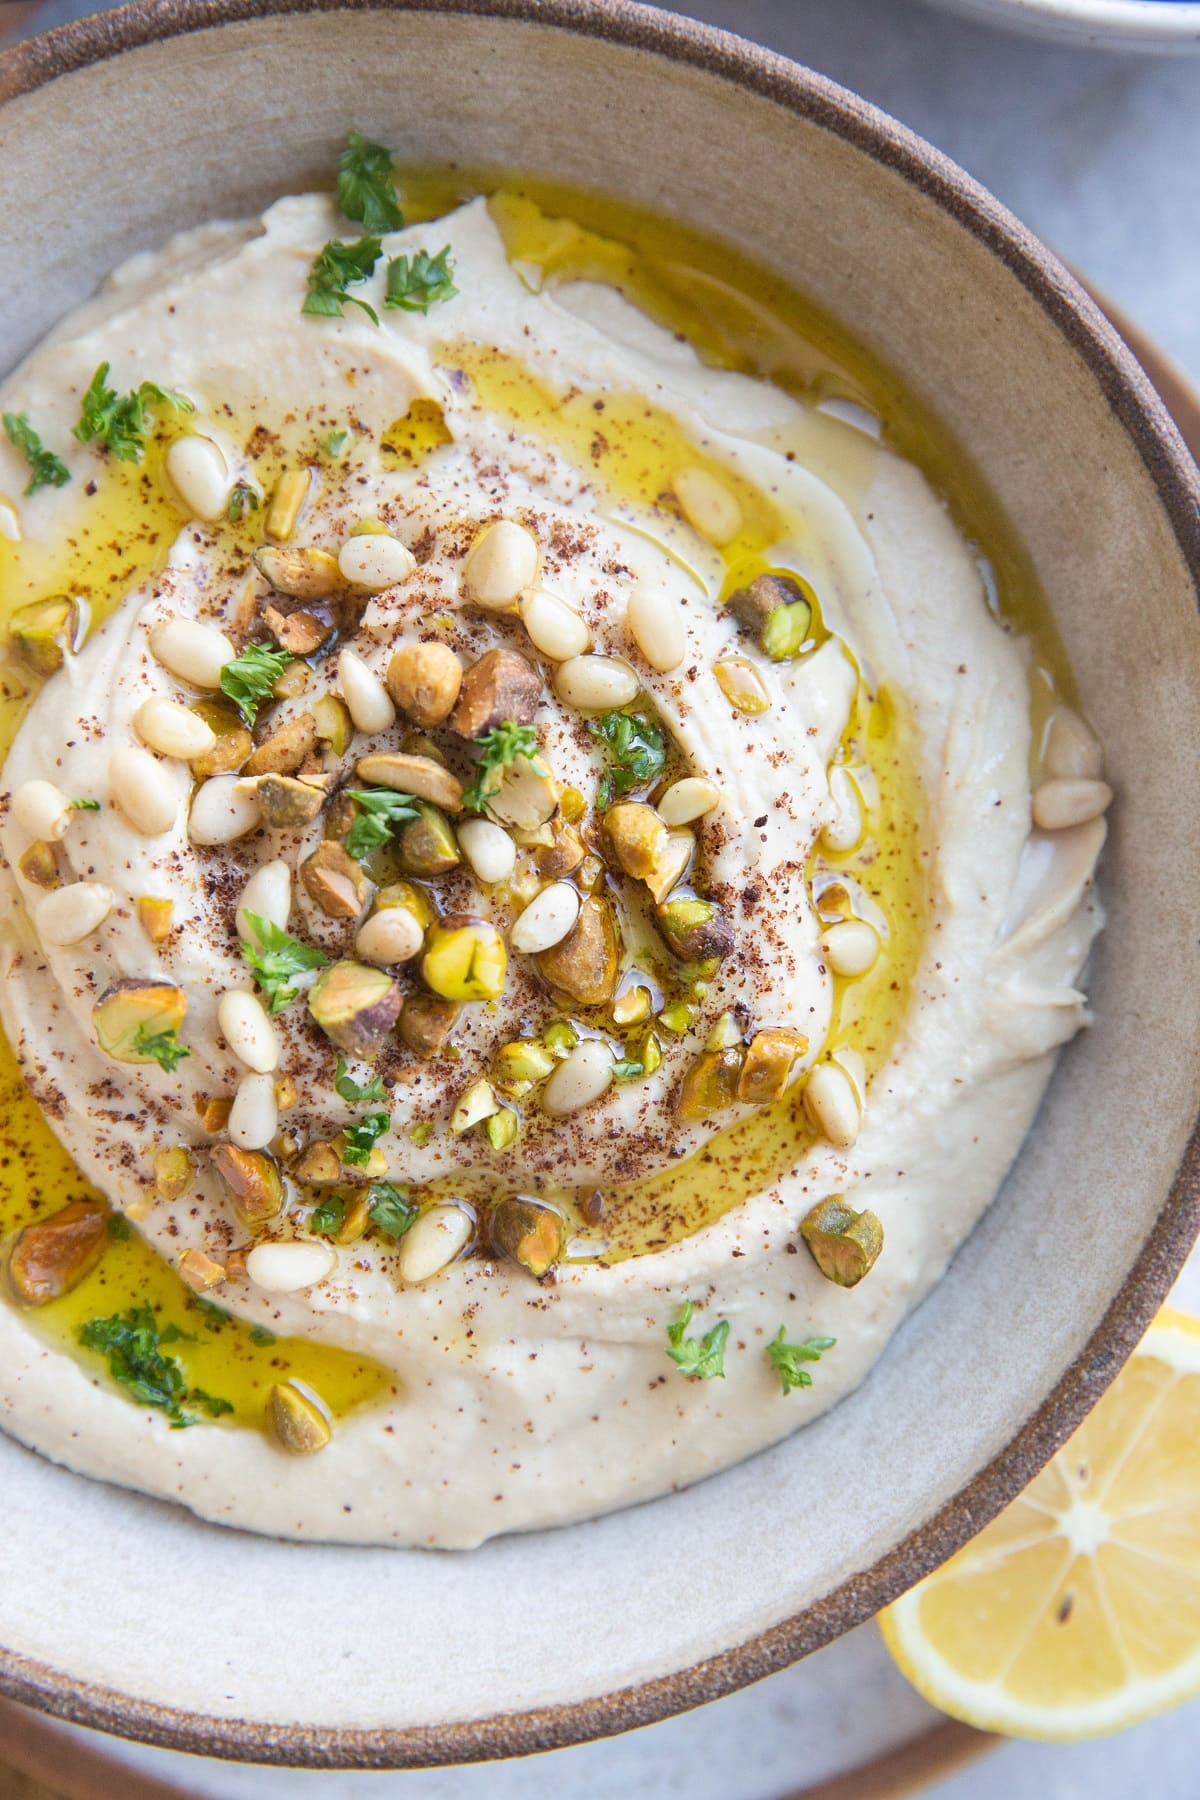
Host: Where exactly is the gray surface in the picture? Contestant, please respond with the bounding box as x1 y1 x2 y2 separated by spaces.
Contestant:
7 0 1200 1793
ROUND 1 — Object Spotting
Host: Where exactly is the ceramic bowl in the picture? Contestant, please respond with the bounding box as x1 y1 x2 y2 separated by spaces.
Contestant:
925 0 1200 51
2 0 1199 1769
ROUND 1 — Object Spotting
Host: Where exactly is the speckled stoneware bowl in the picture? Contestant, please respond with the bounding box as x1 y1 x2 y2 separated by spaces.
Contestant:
1 0 1199 1769
926 0 1200 51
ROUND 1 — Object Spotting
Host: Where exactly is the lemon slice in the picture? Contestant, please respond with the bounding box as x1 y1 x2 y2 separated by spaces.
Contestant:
880 1307 1200 1740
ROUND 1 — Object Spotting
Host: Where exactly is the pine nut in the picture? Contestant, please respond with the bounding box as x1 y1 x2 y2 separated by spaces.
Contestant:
457 817 516 884
821 919 879 978
11 778 71 841
518 587 590 660
450 1078 499 1135
165 434 230 522
228 1072 279 1150
398 1205 474 1283
111 745 180 836
35 882 114 946
674 466 741 545
511 882 581 954
821 766 863 854
189 775 260 845
236 860 292 941
626 580 685 672
462 519 539 610
714 657 770 715
338 648 396 734
218 989 280 1073
554 654 640 711
1032 776 1112 832
134 696 217 761
246 1238 337 1294
338 532 416 591
149 618 235 690
356 907 424 966
265 469 311 543
657 777 721 826
803 1061 863 1149
1043 706 1103 781
542 1039 614 1116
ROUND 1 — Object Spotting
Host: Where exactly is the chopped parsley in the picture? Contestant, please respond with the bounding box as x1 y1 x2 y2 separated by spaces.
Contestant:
240 912 328 1013
665 1301 730 1380
250 1325 277 1347
462 722 544 812
106 1212 133 1240
219 642 293 726
343 786 420 859
337 130 404 233
73 363 193 462
227 480 260 523
368 1180 416 1240
766 1327 836 1395
342 1109 391 1168
3 411 70 495
68 796 101 812
132 1024 190 1072
323 428 349 456
588 709 667 807
310 1194 346 1238
302 236 383 324
384 246 458 315
192 1296 230 1329
78 1305 230 1428
334 1054 387 1105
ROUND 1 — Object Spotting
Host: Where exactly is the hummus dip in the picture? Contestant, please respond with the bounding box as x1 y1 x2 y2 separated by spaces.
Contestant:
0 159 1111 1547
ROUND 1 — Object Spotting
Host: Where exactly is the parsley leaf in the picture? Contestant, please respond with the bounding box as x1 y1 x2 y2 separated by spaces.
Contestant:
588 709 667 808
766 1327 836 1395
73 363 193 463
240 912 328 1013
665 1301 730 1380
334 1054 387 1104
219 642 293 726
250 1325 276 1347
3 411 70 495
310 1194 346 1238
132 1024 191 1072
227 480 260 523
78 1304 230 1428
462 722 544 811
343 786 420 859
68 797 101 812
302 237 383 324
106 1212 133 1240
384 246 458 315
368 1180 416 1240
323 428 349 456
337 130 404 233
342 1109 391 1168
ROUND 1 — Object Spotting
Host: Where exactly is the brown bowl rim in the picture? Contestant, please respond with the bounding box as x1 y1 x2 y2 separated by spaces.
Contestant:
2 0 1199 1770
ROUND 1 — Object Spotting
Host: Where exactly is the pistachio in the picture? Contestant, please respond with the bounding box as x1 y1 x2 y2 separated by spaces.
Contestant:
301 839 372 919
253 543 340 600
313 693 354 756
332 1191 372 1245
657 896 733 963
136 895 174 944
490 1196 565 1278
194 1093 233 1133
189 701 252 779
737 1027 807 1104
9 594 81 676
611 983 652 1027
375 879 436 930
714 656 771 715
154 1145 192 1200
263 604 333 657
643 829 695 905
308 960 401 1057
493 1038 556 1096
422 916 508 1002
386 641 463 726
178 1246 226 1292
8 1199 108 1305
726 573 813 659
449 1078 500 1135
397 804 460 877
604 802 668 880
397 992 460 1059
254 773 328 830
272 660 311 701
484 1107 519 1150
17 841 60 890
536 895 620 1007
242 712 319 778
676 1048 743 1121
210 1145 285 1230
483 756 558 835
534 818 586 879
292 1140 345 1187
263 469 310 542
92 979 187 1064
268 1381 332 1455
449 647 543 740
356 751 463 813
800 1195 883 1287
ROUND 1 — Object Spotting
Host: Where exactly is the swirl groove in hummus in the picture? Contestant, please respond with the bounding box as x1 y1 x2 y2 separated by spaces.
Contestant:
0 188 1108 1546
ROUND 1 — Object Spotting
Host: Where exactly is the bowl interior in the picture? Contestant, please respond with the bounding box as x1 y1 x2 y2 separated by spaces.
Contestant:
2 0 1200 1766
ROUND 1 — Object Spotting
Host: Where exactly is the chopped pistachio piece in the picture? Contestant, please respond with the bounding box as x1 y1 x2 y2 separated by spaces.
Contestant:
491 1196 565 1277
800 1195 883 1288
268 1381 331 1455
